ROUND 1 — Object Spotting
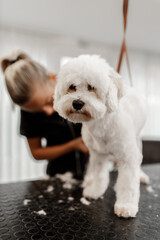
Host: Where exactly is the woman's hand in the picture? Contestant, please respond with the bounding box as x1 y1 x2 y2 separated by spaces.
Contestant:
72 137 89 154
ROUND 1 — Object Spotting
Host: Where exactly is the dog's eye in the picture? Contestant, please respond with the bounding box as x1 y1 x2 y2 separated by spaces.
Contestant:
88 84 95 91
69 84 76 90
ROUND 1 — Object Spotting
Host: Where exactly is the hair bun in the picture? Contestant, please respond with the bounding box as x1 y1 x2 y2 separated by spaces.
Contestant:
1 49 30 73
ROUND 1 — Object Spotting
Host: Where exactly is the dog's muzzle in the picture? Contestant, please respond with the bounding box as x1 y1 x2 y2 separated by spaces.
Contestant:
72 99 85 110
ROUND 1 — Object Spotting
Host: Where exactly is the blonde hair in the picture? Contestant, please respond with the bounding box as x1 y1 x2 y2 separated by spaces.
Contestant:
1 50 49 104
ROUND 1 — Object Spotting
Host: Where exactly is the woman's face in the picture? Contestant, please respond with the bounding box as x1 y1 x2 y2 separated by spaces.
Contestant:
20 78 55 116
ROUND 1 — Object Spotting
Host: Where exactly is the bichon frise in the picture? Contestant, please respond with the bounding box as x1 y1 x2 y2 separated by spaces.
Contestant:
54 55 149 218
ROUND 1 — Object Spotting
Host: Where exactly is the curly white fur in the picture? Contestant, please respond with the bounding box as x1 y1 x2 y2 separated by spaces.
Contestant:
54 55 149 218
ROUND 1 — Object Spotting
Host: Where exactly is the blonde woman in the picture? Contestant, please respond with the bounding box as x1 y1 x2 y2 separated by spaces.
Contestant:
1 50 88 179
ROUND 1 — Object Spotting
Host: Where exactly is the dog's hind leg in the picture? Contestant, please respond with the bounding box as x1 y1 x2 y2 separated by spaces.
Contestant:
82 150 110 199
137 137 150 184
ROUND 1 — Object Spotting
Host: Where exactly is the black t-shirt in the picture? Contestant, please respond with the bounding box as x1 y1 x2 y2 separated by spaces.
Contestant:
20 110 88 179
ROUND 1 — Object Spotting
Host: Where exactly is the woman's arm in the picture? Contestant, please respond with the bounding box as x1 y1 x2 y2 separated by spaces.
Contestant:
27 137 89 161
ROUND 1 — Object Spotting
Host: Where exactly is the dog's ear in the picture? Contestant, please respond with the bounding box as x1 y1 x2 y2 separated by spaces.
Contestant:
106 68 125 113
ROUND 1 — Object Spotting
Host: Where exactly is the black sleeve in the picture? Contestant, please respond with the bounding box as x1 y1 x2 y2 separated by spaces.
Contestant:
20 110 43 138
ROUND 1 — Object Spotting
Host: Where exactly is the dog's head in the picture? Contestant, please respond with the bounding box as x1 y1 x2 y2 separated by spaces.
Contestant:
54 55 125 123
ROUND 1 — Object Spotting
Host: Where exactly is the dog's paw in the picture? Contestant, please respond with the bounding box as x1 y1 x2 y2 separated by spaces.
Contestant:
140 170 150 185
114 202 138 218
83 184 105 200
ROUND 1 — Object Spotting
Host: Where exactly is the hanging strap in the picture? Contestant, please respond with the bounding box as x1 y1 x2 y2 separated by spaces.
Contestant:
117 0 133 86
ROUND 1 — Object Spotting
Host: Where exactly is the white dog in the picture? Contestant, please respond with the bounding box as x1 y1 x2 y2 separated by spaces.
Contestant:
54 55 149 218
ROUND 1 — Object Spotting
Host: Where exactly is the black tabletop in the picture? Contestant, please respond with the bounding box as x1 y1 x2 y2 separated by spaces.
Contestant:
0 164 160 240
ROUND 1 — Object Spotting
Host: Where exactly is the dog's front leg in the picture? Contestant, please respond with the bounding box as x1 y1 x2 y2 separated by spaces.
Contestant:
83 150 110 199
114 156 141 218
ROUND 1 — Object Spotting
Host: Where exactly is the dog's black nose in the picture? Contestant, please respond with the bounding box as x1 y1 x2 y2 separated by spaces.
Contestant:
72 99 85 110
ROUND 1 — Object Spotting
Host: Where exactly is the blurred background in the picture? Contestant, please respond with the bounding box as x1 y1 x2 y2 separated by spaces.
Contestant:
0 0 160 183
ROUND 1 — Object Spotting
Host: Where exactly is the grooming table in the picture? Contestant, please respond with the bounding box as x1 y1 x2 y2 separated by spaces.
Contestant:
0 164 159 240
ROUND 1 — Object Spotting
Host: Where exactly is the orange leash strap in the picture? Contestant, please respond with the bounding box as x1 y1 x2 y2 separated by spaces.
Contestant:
117 0 132 86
